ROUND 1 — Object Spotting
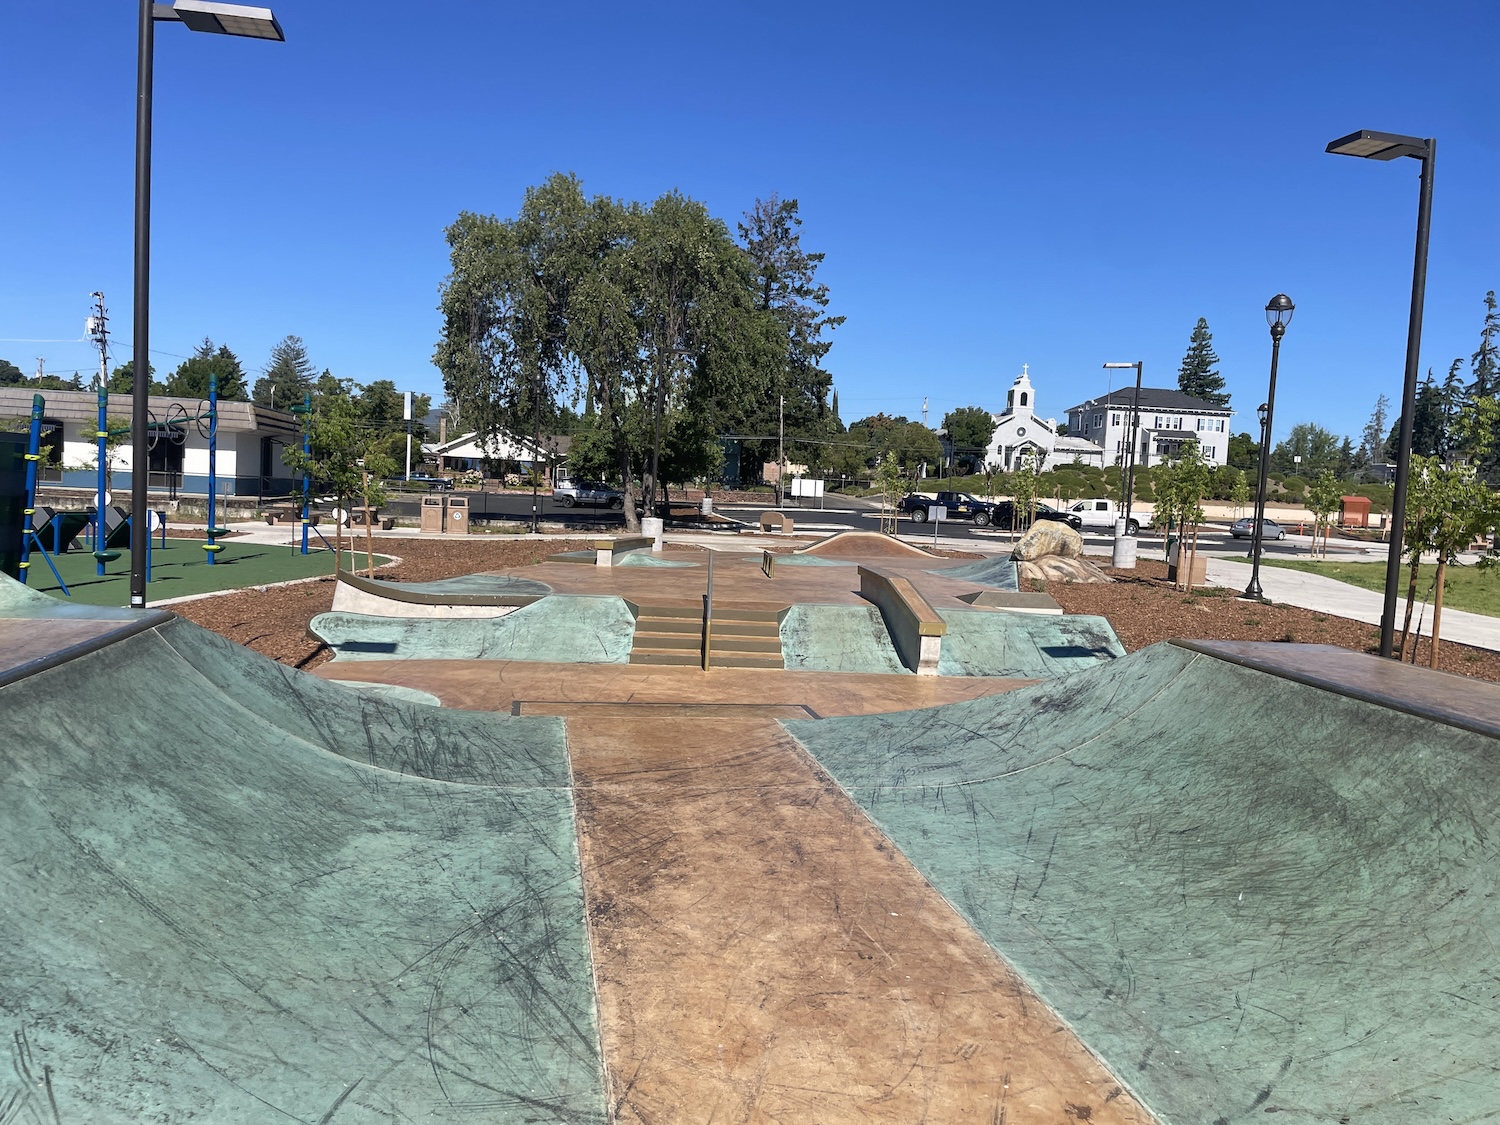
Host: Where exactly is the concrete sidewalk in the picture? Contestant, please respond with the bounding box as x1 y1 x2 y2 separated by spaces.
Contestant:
1204 556 1500 653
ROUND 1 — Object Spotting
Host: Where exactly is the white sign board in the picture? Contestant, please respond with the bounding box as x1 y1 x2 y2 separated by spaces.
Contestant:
928 505 948 522
790 477 824 498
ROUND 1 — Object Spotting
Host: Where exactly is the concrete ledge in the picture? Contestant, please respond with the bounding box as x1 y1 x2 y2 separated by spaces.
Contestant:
333 570 541 617
588 535 655 566
858 565 946 675
956 590 1064 615
759 511 793 533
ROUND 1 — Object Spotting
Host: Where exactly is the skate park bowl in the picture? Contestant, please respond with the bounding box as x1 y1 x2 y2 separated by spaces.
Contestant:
8 569 1499 1123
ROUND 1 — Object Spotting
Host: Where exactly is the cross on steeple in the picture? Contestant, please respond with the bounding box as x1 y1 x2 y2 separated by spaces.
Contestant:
1022 363 1029 376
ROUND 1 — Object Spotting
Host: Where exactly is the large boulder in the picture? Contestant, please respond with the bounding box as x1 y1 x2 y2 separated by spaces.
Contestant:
1011 521 1084 561
1017 556 1113 584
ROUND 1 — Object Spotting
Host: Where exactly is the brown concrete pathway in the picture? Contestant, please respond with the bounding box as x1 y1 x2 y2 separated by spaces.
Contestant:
317 659 1034 715
568 714 1154 1123
317 659 1155 1122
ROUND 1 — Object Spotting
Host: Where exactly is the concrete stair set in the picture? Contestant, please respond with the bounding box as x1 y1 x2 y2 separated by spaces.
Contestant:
628 604 785 669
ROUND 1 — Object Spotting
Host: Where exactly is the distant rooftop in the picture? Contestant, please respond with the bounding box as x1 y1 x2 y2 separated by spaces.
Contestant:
1067 387 1232 415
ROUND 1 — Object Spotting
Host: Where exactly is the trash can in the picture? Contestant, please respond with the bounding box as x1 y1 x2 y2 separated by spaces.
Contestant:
444 495 469 535
1111 534 1137 569
700 496 713 516
420 495 446 533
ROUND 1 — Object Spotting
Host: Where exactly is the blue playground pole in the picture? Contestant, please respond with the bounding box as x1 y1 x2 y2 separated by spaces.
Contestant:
19 394 43 584
203 375 224 565
94 381 109 574
299 392 311 554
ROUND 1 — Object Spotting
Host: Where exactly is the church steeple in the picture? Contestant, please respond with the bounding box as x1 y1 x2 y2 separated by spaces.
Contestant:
1004 366 1036 418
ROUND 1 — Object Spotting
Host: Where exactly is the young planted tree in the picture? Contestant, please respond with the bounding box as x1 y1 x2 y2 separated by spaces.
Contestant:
282 395 365 575
1010 446 1042 533
1397 457 1443 661
873 453 904 535
1305 470 1343 559
1422 465 1495 667
1229 468 1251 518
1155 443 1211 589
355 451 398 579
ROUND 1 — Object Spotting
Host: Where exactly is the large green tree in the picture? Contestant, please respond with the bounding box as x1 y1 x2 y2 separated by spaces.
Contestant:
436 174 783 528
1359 393 1390 467
1470 290 1499 400
1387 376 1446 460
0 359 24 386
165 339 248 400
942 406 997 470
1177 318 1229 406
727 194 844 471
253 335 316 409
1270 422 1346 476
106 360 162 395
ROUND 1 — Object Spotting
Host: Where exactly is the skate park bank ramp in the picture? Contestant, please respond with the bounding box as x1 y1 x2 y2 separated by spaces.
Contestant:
0 609 603 1122
786 640 1500 1125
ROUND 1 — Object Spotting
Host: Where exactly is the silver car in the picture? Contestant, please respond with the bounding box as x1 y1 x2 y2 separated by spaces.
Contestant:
553 479 625 509
1230 517 1286 540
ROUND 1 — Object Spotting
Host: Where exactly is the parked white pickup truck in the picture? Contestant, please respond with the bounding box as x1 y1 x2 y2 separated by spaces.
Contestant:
1067 499 1142 534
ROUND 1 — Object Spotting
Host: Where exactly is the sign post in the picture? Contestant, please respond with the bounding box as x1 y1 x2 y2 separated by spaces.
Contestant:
928 504 947 548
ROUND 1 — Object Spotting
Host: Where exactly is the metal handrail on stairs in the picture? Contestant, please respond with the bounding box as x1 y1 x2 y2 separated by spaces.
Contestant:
701 550 714 671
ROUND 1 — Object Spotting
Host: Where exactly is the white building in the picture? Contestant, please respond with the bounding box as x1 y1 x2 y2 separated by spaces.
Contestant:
981 369 1106 472
425 430 556 475
1065 388 1233 469
0 386 299 496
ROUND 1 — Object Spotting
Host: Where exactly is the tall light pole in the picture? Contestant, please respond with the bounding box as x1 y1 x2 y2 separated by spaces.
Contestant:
1325 129 1436 658
1243 295 1294 601
1103 361 1143 533
130 0 284 608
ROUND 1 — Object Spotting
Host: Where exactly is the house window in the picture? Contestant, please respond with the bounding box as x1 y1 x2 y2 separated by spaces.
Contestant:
1111 413 1121 427
1153 415 1163 429
1092 412 1103 429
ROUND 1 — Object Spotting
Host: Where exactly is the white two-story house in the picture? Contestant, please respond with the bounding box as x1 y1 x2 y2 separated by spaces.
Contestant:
1065 388 1232 469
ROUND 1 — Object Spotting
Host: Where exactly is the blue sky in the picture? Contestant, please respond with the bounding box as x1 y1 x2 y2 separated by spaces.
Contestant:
4 1 1497 446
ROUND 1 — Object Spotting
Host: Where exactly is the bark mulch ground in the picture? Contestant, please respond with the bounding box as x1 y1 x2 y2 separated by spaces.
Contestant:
1042 559 1500 684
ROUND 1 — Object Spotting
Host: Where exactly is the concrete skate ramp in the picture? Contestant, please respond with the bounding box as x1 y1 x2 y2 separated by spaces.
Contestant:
0 614 603 1122
310 595 636 663
787 641 1500 1124
925 554 1020 591
331 569 550 619
795 530 942 558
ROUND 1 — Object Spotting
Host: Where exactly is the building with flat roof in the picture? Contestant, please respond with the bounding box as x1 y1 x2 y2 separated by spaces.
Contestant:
0 387 300 497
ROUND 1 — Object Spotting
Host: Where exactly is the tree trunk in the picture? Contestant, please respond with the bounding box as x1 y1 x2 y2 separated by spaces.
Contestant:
1399 558 1421 661
1186 523 1200 592
1428 558 1447 669
361 469 376 579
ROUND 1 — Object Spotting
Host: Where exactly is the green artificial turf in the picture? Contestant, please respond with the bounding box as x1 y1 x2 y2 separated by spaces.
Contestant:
23 537 386 605
1264 557 1500 617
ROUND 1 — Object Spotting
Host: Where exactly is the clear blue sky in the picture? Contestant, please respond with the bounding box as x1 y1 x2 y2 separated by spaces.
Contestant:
4 1 1497 447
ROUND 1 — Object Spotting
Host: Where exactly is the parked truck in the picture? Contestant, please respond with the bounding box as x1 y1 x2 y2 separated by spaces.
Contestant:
899 491 997 525
1066 498 1142 534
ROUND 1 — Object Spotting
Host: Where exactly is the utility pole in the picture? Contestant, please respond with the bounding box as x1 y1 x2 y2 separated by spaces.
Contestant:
922 396 928 427
403 391 412 481
86 292 110 389
778 394 785 508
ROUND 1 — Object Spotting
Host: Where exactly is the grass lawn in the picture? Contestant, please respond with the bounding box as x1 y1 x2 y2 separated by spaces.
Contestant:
1263 557 1500 618
25 538 388 606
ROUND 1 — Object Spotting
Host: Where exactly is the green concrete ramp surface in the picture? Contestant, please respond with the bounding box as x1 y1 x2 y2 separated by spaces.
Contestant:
311 595 637 663
0 614 604 1123
786 641 1500 1124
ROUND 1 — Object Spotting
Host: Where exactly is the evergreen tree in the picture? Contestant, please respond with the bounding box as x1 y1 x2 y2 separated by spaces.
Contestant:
0 359 23 386
165 338 248 400
1176 318 1228 406
253 335 316 409
1359 393 1390 466
1387 376 1446 458
106 360 162 395
1439 357 1467 447
1470 290 1499 399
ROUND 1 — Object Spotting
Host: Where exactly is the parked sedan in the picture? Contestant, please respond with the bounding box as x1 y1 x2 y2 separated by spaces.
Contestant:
553 479 626 509
1229 517 1287 540
989 501 1083 531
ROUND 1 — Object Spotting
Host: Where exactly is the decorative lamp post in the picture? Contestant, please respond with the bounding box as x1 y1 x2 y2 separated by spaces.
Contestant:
129 0 284 608
1243 295 1294 601
1325 129 1436 658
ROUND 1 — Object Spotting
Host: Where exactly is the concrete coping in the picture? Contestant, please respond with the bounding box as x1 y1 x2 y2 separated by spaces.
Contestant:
858 565 946 676
588 536 654 554
335 569 543 609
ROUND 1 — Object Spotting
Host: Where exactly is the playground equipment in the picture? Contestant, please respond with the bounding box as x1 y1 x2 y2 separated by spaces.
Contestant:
18 394 69 594
89 381 125 574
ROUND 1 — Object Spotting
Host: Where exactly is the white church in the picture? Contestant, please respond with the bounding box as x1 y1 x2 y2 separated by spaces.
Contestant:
979 368 1106 472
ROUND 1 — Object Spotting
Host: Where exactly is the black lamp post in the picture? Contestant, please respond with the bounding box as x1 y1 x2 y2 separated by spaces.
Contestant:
1103 362 1143 533
1243 295 1293 601
129 0 284 608
1325 129 1435 658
